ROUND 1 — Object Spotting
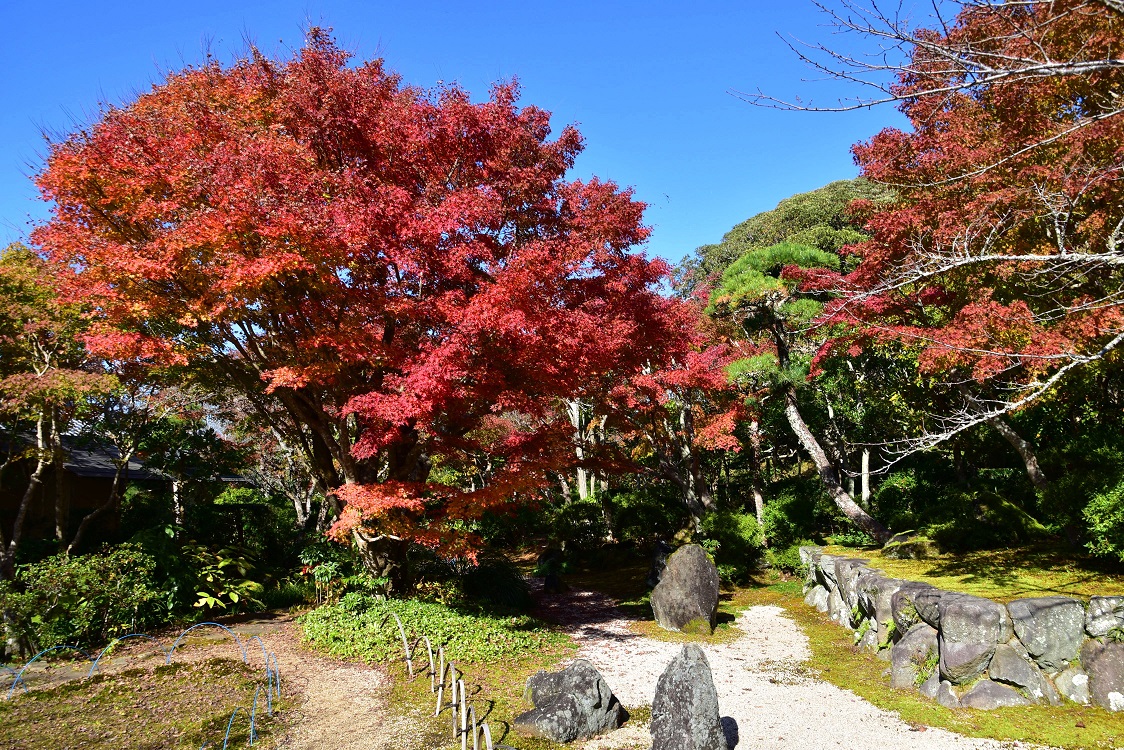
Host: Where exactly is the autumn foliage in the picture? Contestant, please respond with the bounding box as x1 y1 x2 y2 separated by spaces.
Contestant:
810 2 1124 412
34 31 690 552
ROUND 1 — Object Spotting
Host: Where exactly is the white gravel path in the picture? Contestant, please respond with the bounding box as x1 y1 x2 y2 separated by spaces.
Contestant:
545 596 1038 750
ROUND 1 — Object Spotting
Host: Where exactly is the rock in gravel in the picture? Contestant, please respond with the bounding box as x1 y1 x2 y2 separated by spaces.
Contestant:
890 622 938 690
1085 596 1124 638
514 659 628 742
804 584 829 613
987 643 1058 704
651 544 720 634
1055 664 1091 705
959 679 1032 709
650 644 726 750
1007 596 1084 671
1081 638 1124 712
938 593 1009 684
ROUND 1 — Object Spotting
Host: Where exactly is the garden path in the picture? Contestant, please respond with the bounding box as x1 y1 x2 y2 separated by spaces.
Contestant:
535 587 1036 750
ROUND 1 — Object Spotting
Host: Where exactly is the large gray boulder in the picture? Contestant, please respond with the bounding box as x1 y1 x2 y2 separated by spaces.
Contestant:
857 571 904 633
827 586 851 630
891 582 937 634
804 584 829 613
988 642 1058 704
651 545 720 634
650 644 726 750
833 558 870 618
959 679 1032 709
1007 596 1084 671
890 622 938 689
938 593 1009 684
816 553 839 589
913 587 946 629
513 659 628 742
799 546 822 586
1086 596 1124 638
1081 638 1124 712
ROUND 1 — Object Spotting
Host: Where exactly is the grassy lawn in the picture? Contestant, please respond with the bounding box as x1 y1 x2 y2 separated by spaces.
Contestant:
821 542 1124 602
0 658 285 749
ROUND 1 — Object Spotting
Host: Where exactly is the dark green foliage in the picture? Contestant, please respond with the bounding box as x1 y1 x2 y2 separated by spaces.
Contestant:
766 542 812 574
1083 479 1124 562
761 476 837 550
461 555 533 610
612 484 688 544
698 510 764 583
0 544 165 650
678 178 892 294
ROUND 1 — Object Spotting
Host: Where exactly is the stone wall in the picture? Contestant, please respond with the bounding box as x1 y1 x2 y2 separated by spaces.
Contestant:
799 546 1124 711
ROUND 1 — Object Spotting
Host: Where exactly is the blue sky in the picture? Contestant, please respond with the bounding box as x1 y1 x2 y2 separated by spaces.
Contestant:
0 1 910 264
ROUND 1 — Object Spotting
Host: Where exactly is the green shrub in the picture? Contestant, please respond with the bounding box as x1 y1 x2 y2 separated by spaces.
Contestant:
0 544 166 650
766 541 812 574
1084 479 1124 562
299 596 566 663
761 486 818 549
612 485 687 544
699 510 764 584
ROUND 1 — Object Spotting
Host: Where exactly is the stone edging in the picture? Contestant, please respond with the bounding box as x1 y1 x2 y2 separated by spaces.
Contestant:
798 546 1124 711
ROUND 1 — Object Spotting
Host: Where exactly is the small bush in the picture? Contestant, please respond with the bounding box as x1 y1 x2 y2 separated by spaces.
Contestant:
766 541 812 574
0 544 166 650
1084 480 1124 562
699 510 764 584
299 596 566 663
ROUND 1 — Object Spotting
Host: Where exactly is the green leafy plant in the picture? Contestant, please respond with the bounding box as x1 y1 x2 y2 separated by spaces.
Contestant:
299 596 567 663
914 649 940 687
187 544 263 612
0 544 165 650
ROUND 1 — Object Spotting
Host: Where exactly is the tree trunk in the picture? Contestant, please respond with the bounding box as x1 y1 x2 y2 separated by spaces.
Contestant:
52 414 68 551
67 453 130 556
861 448 871 509
1 456 47 581
748 420 767 541
988 417 1049 491
784 387 891 543
353 530 410 595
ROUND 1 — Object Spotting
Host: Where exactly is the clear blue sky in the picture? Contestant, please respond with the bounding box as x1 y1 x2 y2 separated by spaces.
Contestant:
0 1 909 264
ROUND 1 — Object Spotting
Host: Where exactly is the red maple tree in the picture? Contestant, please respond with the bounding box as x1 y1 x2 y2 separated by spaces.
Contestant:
806 1 1124 452
33 30 685 562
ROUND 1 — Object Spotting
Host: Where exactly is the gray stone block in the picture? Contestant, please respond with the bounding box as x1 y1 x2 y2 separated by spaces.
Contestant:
651 544 719 634
1007 596 1085 671
960 679 1032 709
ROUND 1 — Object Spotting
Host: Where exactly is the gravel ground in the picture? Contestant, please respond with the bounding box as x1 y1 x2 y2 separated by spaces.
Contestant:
535 589 1039 750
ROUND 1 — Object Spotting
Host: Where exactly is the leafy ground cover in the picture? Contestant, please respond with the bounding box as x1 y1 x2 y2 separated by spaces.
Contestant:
822 542 1124 602
756 582 1124 749
299 591 578 750
298 593 571 663
0 657 284 749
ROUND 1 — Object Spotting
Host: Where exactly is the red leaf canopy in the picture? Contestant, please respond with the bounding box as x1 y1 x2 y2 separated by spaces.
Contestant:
33 30 684 550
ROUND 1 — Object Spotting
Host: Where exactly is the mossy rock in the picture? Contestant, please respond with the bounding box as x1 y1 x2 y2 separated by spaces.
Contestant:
883 537 941 560
680 617 715 635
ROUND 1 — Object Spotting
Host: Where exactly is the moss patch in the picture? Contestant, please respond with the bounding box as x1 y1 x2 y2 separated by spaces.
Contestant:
821 543 1124 602
0 658 286 749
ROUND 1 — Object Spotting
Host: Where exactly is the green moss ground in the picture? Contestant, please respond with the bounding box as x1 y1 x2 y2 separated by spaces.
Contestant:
0 658 286 749
821 543 1124 602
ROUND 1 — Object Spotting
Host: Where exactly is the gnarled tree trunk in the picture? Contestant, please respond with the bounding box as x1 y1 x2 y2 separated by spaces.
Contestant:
784 387 891 544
